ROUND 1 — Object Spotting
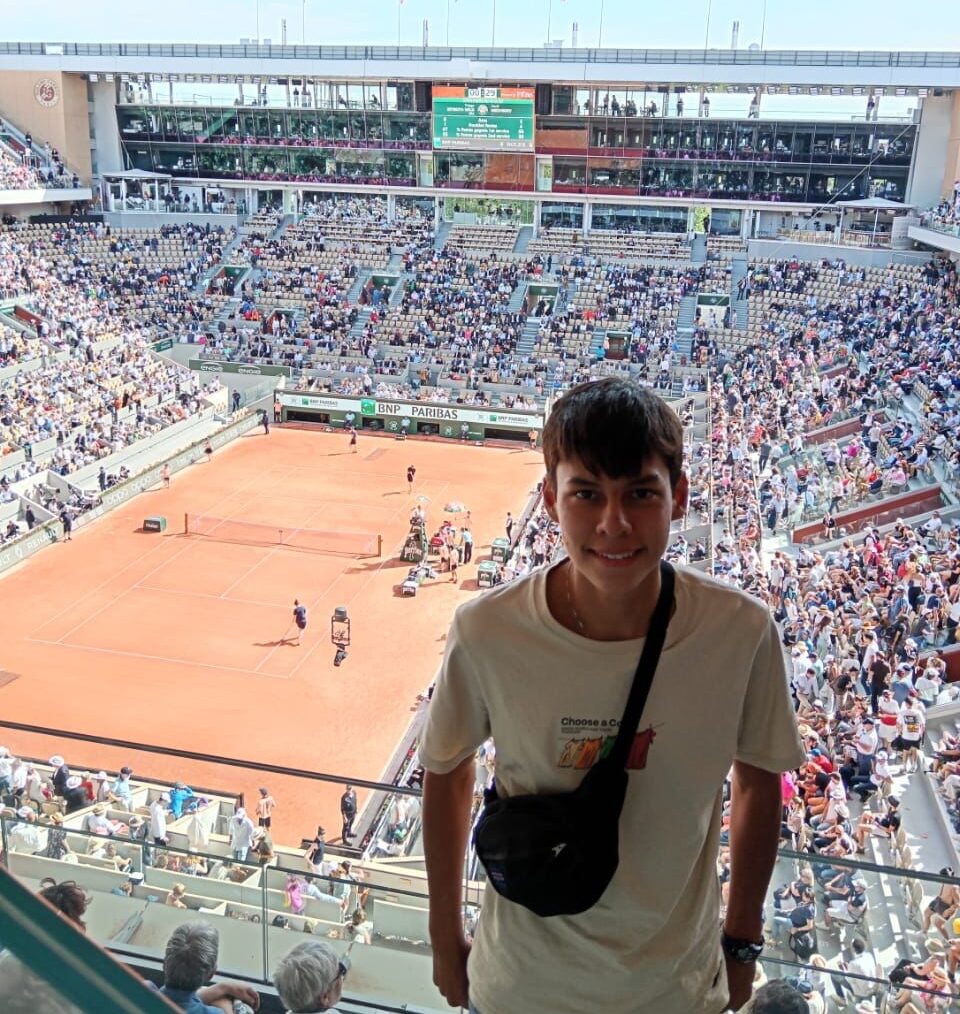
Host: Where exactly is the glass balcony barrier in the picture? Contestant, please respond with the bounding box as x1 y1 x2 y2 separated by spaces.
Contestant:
4 720 960 1011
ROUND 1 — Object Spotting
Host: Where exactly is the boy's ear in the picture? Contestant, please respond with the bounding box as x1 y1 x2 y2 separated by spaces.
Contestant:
543 475 559 522
670 473 689 521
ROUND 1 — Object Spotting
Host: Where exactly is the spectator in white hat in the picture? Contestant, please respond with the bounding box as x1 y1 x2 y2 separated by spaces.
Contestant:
63 775 87 814
49 756 69 796
93 771 111 804
229 808 256 862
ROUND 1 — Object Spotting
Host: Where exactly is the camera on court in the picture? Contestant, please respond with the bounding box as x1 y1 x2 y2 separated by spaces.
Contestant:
331 606 350 666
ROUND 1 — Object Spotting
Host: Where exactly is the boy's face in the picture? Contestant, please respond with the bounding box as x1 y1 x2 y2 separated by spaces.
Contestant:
544 452 688 598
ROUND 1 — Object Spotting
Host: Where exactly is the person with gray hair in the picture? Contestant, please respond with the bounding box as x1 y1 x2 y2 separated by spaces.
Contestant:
273 940 350 1013
156 921 261 1013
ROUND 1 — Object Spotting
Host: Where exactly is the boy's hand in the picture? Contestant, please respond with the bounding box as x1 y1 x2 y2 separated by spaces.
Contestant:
432 933 471 1008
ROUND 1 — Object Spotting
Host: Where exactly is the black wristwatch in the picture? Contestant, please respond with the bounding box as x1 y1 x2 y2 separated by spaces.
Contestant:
721 929 764 964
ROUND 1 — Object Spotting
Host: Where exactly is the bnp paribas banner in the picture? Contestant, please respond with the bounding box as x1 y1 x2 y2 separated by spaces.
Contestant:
278 391 542 429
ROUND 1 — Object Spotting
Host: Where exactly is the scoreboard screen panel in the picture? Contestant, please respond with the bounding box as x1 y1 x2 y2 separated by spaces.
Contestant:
433 85 535 152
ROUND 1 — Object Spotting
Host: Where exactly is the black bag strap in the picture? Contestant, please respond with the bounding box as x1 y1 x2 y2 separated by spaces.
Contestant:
607 561 675 771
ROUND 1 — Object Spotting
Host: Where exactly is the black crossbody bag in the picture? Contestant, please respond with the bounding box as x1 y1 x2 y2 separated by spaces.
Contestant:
472 561 675 917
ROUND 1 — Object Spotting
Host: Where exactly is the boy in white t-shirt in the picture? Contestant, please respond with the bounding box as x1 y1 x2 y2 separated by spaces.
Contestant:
420 378 805 1014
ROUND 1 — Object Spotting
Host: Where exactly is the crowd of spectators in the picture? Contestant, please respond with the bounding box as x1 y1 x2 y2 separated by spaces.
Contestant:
0 220 222 474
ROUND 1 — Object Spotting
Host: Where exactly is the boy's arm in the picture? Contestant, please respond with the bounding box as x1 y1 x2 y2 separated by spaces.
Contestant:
423 757 476 1009
723 759 783 1011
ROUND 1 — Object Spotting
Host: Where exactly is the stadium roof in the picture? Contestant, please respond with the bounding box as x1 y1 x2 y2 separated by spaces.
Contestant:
836 197 915 210
1 42 959 91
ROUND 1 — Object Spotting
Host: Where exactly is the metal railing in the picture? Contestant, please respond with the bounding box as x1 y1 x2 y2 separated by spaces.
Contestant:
0 42 959 70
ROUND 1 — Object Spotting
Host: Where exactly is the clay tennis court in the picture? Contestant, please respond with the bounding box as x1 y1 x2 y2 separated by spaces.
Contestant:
0 427 542 844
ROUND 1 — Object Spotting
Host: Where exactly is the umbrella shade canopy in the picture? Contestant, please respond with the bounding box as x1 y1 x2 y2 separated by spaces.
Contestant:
444 502 468 513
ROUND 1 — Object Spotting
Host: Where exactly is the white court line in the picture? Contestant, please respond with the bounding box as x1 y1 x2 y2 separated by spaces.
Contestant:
52 465 301 646
26 463 294 641
279 478 451 680
136 584 289 610
25 637 291 680
216 509 324 601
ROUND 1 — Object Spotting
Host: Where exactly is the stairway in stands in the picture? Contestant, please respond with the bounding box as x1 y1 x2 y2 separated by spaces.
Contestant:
345 272 367 304
690 233 708 264
349 306 372 340
507 282 528 314
675 294 697 360
516 317 541 357
434 220 452 250
270 214 293 240
389 274 411 308
513 226 533 254
729 253 750 329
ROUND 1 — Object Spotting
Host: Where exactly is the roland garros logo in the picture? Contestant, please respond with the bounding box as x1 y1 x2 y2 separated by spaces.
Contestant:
34 78 59 107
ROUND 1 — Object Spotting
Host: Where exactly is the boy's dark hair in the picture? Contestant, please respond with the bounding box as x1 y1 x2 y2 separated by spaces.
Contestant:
541 378 684 488
750 979 808 1013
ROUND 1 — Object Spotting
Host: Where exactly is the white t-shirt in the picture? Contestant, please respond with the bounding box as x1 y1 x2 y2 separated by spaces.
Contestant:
420 563 805 1014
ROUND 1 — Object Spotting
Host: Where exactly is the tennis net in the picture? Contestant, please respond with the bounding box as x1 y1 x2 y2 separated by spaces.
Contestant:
183 514 382 557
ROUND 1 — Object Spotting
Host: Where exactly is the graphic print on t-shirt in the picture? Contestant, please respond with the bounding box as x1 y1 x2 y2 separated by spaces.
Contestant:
557 716 658 770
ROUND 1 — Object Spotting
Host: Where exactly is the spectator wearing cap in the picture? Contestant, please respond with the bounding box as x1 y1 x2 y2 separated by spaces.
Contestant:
109 766 134 808
854 716 879 778
819 876 868 930
8 806 47 854
93 771 111 804
796 977 826 1014
273 938 348 1014
229 808 256 862
169 781 194 820
49 755 69 796
849 750 893 803
63 775 87 814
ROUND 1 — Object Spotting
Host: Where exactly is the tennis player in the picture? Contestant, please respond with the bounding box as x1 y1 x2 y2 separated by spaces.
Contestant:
293 600 308 645
349 427 358 453
407 465 417 494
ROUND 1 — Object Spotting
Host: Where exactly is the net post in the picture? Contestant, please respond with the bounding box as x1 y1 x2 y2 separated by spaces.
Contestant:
184 512 189 535
377 534 383 558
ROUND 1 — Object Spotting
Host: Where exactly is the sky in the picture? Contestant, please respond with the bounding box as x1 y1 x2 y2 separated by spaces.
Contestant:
0 0 957 50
